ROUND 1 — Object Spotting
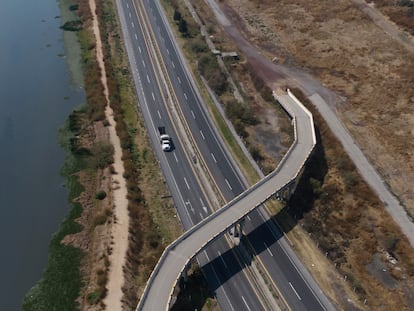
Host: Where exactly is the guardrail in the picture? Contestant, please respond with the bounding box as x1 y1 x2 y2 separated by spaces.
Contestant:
136 89 316 310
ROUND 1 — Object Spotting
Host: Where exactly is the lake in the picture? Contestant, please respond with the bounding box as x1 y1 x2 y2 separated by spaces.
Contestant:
0 0 84 309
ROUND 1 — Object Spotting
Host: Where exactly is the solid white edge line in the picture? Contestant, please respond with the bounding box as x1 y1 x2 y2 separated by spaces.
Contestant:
241 296 251 311
289 282 302 301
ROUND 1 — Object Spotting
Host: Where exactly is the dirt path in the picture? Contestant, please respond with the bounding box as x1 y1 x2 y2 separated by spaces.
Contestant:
88 0 130 309
349 0 414 53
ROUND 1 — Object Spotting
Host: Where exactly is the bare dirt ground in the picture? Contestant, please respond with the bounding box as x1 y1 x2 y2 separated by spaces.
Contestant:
219 0 414 219
88 0 130 309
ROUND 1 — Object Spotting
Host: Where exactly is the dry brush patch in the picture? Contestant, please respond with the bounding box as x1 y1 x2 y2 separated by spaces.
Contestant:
224 0 414 218
282 89 414 310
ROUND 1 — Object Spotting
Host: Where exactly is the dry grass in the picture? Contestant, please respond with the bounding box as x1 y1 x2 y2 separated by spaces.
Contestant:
281 88 414 310
184 0 414 308
224 0 414 219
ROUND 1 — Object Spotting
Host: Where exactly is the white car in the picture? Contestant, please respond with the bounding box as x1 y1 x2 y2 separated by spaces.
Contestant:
160 134 172 152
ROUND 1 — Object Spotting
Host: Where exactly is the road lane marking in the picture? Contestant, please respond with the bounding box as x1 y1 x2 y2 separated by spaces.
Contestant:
247 215 251 221
166 48 169 55
131 21 134 28
289 282 302 300
225 178 232 190
177 76 181 84
134 33 138 40
129 12 131 18
152 92 155 101
184 177 190 190
199 198 208 214
241 296 251 311
200 130 205 140
184 93 187 100
126 3 129 8
211 153 217 163
157 110 161 119
218 250 228 268
142 60 146 68
138 46 142 53
199 212 203 219
173 152 178 163
264 242 273 257
171 61 175 68
191 110 195 119
185 200 194 214
146 74 150 83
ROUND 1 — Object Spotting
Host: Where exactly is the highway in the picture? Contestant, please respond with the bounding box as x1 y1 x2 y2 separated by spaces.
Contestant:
115 0 335 310
115 0 274 310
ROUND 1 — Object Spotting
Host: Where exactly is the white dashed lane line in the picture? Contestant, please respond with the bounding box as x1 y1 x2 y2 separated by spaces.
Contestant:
225 178 232 190
264 242 273 257
211 153 217 163
184 177 190 190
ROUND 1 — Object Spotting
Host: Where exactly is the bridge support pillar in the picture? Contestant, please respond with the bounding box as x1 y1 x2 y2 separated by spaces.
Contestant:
182 265 189 283
234 218 245 237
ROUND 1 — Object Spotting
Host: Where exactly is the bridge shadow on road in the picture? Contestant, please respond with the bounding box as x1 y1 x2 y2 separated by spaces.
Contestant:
198 216 284 291
198 128 328 292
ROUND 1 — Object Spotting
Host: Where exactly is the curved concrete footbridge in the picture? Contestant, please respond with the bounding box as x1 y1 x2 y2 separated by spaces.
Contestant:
136 89 317 310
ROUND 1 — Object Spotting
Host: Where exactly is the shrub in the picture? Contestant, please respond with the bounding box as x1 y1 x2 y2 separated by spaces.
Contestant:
249 145 264 162
92 142 114 169
173 9 181 21
309 177 323 197
69 4 79 11
95 190 107 200
178 19 188 36
94 214 107 226
87 289 102 305
189 39 208 53
147 231 161 249
61 20 83 32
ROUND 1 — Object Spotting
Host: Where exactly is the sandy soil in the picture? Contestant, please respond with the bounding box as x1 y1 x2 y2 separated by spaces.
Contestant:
88 0 130 309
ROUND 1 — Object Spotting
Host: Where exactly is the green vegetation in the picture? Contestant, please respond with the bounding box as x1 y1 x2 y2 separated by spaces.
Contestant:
69 4 79 11
22 0 119 307
171 265 216 311
92 142 114 169
95 190 107 200
86 289 102 305
61 20 82 31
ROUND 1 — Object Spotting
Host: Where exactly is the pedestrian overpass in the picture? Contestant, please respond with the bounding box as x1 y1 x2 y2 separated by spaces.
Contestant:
136 89 317 310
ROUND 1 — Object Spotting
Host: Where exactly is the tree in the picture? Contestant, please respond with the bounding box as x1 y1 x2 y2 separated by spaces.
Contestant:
178 18 188 36
173 9 181 22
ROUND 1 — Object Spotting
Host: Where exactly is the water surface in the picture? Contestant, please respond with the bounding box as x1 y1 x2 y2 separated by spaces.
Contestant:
0 0 83 309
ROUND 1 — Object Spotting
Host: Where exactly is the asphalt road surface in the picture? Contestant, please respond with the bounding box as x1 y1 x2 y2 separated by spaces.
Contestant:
116 0 336 310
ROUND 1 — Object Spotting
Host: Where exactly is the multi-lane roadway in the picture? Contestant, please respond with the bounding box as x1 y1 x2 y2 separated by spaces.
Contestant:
115 0 335 310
